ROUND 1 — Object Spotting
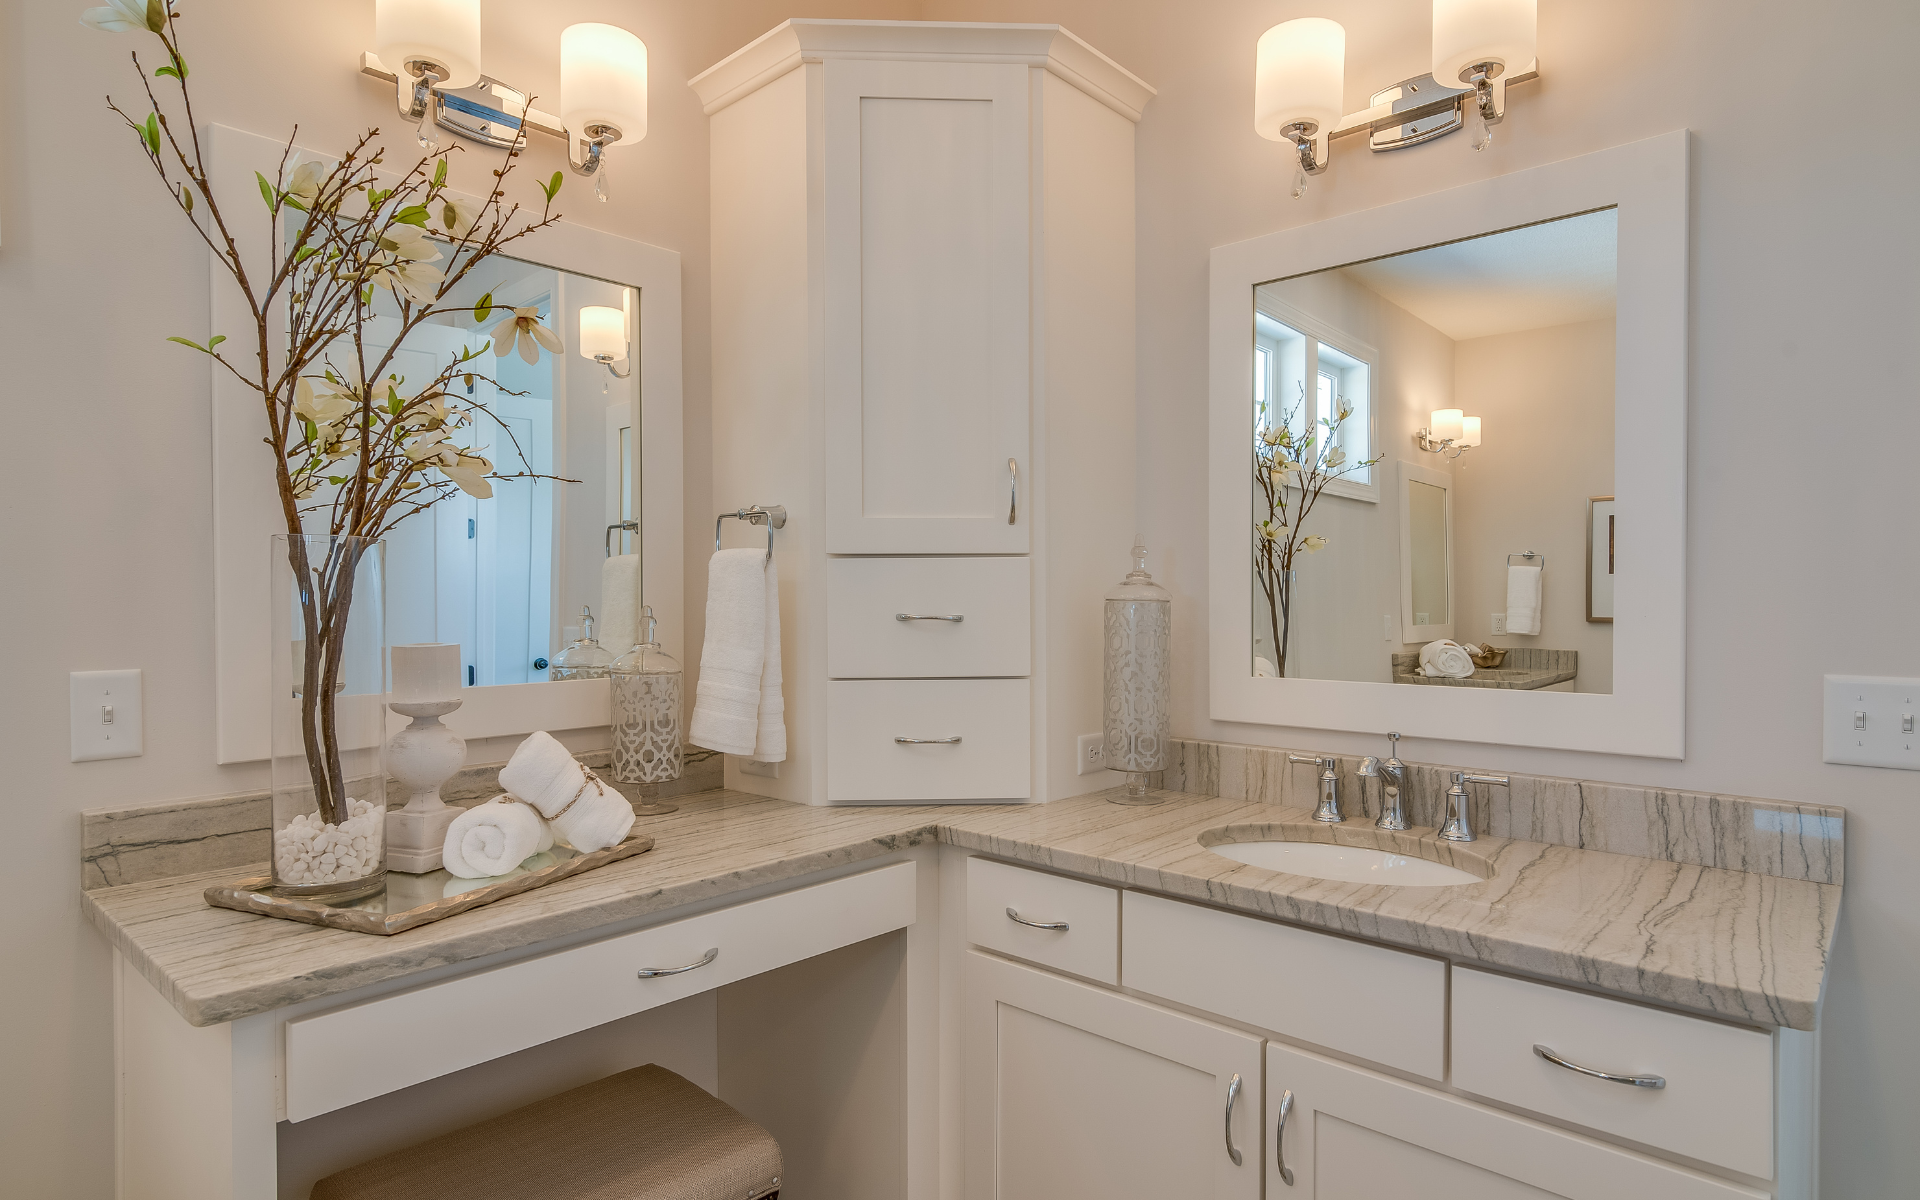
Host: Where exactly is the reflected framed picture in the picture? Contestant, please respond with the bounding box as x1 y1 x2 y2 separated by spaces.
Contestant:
1587 496 1615 622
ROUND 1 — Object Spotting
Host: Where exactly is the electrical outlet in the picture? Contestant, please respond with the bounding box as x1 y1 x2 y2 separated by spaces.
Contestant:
1076 733 1109 776
1491 613 1507 635
1824 675 1920 769
738 757 779 779
71 670 143 762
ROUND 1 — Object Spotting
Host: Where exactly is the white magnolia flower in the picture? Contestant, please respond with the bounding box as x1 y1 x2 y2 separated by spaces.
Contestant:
294 377 357 429
379 223 443 263
435 197 483 239
1300 534 1329 553
400 391 452 429
81 0 160 33
1270 459 1302 485
370 257 445 305
1256 520 1289 542
1325 446 1347 468
438 453 494 499
402 429 452 463
285 155 325 211
491 307 563 365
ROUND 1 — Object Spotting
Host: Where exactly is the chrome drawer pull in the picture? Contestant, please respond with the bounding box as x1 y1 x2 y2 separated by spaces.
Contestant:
896 613 964 622
1533 1044 1666 1089
1224 1072 1244 1166
1008 458 1018 525
1274 1088 1295 1185
1005 907 1068 931
894 736 962 744
636 947 719 979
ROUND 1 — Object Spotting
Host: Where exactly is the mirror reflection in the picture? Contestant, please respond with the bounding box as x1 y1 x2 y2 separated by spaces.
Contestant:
1251 209 1615 693
288 228 641 687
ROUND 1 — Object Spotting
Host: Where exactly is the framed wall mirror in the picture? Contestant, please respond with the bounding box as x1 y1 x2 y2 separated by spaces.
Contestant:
1210 132 1686 757
207 126 683 764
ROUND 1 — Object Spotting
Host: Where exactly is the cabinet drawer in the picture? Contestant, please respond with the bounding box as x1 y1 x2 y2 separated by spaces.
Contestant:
828 556 1030 678
283 861 918 1121
827 679 1029 802
1451 967 1774 1178
966 857 1118 984
1122 891 1445 1080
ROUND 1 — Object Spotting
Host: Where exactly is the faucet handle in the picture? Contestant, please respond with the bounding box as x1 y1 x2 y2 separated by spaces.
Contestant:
1440 772 1508 842
1457 772 1510 788
1358 756 1382 777
1286 753 1329 769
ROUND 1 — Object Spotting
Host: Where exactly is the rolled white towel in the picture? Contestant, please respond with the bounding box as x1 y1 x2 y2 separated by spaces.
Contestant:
440 849 558 898
441 796 555 879
499 730 637 852
1419 639 1476 679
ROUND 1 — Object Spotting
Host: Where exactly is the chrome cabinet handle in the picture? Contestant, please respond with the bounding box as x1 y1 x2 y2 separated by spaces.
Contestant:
1005 907 1068 931
1008 458 1018 525
637 947 719 979
1224 1073 1244 1166
1533 1044 1666 1089
1274 1088 1295 1185
894 736 962 744
896 613 964 623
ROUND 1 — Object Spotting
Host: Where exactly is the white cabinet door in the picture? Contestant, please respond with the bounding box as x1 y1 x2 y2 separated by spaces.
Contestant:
823 58 1031 554
1265 1043 1765 1200
966 951 1262 1200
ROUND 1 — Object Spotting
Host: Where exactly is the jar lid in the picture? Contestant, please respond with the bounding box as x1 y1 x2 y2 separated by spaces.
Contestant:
612 606 682 675
1106 537 1171 602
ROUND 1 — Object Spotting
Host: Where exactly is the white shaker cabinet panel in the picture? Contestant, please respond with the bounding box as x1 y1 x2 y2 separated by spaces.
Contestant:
827 556 1031 678
1266 1042 1765 1200
966 856 1119 985
966 951 1263 1200
823 60 1031 554
827 678 1030 801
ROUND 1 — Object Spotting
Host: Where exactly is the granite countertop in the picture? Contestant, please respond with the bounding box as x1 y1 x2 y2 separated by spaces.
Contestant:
1391 648 1578 690
82 786 1839 1032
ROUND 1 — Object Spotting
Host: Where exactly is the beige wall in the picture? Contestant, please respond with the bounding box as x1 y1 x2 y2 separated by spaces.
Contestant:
1452 318 1615 692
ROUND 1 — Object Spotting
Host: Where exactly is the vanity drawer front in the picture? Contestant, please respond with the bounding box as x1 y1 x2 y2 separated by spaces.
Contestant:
1451 967 1774 1178
827 556 1030 678
1121 891 1446 1080
283 861 917 1122
966 857 1119 984
827 678 1030 801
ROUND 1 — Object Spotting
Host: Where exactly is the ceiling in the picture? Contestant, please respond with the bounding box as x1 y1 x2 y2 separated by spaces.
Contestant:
1336 208 1618 341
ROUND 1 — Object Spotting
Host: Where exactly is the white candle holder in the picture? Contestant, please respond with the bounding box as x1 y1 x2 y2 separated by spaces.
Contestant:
384 698 467 873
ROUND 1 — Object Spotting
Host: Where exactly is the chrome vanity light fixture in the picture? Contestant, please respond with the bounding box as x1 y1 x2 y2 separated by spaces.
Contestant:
361 9 650 199
1255 0 1539 198
579 301 633 379
1414 409 1483 458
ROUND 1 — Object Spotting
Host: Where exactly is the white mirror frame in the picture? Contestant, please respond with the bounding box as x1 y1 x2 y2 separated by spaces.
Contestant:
1209 131 1687 758
1397 460 1455 644
204 125 683 764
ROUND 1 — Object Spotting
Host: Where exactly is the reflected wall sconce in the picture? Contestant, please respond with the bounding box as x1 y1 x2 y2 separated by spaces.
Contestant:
579 302 633 379
363 3 647 201
1415 409 1483 458
1255 0 1538 198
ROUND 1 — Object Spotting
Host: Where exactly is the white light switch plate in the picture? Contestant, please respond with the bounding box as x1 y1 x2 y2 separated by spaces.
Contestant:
1076 733 1108 776
71 669 143 762
1823 675 1920 769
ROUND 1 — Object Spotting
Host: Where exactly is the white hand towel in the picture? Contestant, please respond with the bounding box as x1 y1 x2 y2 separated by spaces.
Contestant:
441 796 556 879
753 555 786 763
600 554 641 652
498 731 637 852
1419 639 1476 678
1505 565 1543 636
689 549 768 757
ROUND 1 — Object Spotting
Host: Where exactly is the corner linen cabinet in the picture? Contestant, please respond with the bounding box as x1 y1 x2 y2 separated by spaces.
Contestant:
697 21 1154 804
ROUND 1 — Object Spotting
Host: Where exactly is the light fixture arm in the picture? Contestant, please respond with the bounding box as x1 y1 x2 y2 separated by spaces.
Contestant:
595 353 633 380
394 60 449 121
568 124 620 178
1283 121 1330 176
1464 61 1508 125
1413 427 1473 460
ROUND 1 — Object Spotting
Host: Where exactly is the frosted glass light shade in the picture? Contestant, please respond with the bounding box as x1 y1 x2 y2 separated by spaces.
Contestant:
561 23 649 146
1459 416 1483 447
375 0 481 89
1254 18 1346 141
579 305 627 361
1432 0 1536 86
1431 408 1465 443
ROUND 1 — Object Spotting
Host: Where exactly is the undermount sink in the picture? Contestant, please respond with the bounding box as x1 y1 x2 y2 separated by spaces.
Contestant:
1207 839 1481 887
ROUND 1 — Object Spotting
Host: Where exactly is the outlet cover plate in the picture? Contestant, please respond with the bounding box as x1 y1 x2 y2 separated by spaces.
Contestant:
71 669 143 762
1075 733 1108 776
1491 613 1508 635
1823 674 1920 769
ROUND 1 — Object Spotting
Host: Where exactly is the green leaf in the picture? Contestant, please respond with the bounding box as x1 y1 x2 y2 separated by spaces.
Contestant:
178 183 193 212
155 65 179 79
472 292 493 325
208 334 226 348
393 204 430 227
145 0 166 32
294 245 318 263
166 334 225 356
541 171 563 203
256 171 277 213
433 158 448 188
141 113 161 157
327 476 348 486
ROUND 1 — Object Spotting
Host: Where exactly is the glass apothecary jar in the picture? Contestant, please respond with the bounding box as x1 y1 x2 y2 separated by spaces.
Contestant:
1103 539 1171 804
549 605 615 680
611 607 683 815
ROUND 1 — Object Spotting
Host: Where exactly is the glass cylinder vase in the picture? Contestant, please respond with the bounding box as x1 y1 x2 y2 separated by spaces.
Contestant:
270 534 388 901
1104 540 1172 804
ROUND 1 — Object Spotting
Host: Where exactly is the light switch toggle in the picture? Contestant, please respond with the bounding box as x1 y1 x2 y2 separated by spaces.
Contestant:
1905 714 1915 735
1854 711 1867 730
101 705 115 725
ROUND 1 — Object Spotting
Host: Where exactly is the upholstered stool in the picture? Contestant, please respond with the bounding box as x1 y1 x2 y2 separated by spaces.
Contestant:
311 1064 781 1200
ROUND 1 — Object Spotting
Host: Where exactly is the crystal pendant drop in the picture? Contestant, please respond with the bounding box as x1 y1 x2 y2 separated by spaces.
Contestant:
1290 158 1308 201
417 112 440 151
1465 96 1491 152
594 157 610 203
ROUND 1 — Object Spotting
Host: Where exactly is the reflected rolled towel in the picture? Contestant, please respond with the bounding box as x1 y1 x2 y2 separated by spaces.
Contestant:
1419 639 1476 679
441 796 555 879
499 730 637 852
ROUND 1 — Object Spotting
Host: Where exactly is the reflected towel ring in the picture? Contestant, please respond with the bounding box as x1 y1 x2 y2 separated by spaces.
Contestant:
715 505 788 563
1506 550 1544 567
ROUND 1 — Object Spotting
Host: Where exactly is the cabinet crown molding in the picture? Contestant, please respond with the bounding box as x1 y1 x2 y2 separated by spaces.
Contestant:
689 19 1156 121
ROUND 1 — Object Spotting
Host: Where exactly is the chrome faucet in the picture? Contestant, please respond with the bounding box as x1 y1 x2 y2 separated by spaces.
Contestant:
1357 732 1409 831
1440 772 1509 842
1287 754 1343 823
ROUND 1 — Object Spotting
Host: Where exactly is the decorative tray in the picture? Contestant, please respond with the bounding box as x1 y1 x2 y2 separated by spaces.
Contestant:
203 834 654 936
